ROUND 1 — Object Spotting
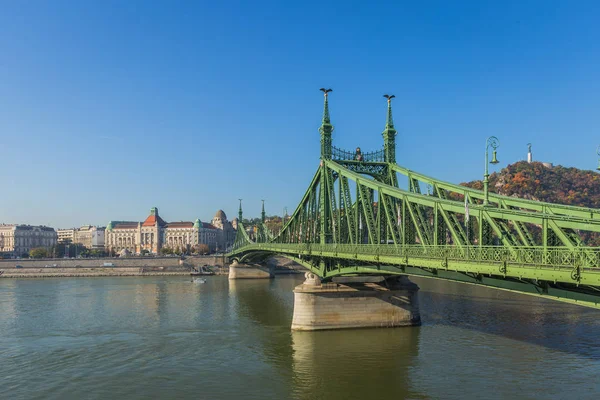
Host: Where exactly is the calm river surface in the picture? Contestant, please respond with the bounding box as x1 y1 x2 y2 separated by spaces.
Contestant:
1 275 599 400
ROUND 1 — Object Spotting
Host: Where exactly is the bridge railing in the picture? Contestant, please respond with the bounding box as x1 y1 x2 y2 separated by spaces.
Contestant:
232 243 600 269
332 146 385 163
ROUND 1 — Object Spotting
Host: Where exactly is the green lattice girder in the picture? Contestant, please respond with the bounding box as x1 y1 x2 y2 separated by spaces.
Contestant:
231 243 600 308
391 164 600 220
229 157 600 308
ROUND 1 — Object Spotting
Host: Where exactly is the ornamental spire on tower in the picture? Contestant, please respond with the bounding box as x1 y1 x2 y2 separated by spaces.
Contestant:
320 88 332 124
238 199 243 221
382 94 397 164
383 94 396 130
261 199 266 223
319 88 333 160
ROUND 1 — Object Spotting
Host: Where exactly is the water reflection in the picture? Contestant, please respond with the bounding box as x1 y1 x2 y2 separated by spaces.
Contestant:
229 278 294 326
292 328 424 400
0 279 17 328
228 278 296 364
1 276 599 400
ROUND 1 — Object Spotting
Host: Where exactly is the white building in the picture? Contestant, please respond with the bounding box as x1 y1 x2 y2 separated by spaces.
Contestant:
57 228 75 243
57 226 106 249
0 224 57 257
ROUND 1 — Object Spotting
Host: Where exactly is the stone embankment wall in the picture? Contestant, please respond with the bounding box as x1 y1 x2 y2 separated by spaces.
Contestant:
0 255 228 269
0 255 229 278
0 255 304 279
0 266 191 278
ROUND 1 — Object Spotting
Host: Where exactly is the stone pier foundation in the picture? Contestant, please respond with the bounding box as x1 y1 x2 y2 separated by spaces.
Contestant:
291 273 420 331
228 260 274 279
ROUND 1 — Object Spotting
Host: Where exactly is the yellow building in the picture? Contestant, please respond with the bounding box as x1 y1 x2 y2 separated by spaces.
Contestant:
105 207 235 254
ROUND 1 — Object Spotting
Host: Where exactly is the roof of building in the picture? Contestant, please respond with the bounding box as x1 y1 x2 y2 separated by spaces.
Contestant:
166 222 194 228
113 222 139 230
107 221 137 230
119 248 132 257
203 222 217 230
12 225 55 232
214 210 227 220
142 214 167 227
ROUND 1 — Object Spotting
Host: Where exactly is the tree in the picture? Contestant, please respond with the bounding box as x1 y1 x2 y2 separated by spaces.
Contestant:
50 244 65 258
89 249 107 258
50 243 90 258
194 244 210 255
160 247 173 255
29 247 49 258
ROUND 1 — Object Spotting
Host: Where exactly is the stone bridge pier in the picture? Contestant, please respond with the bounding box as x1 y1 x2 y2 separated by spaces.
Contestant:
228 260 274 279
291 273 421 331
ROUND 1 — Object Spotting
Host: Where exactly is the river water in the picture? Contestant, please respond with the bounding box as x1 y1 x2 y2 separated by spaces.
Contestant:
1 275 599 400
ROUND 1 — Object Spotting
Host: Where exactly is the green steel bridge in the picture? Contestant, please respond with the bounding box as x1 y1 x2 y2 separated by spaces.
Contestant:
229 90 600 309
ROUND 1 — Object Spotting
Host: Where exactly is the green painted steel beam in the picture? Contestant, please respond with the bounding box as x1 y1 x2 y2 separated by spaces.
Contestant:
229 243 600 286
327 160 600 232
390 163 600 220
229 244 600 308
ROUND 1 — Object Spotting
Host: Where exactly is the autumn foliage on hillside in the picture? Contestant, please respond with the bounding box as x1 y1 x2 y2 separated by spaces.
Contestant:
461 161 600 209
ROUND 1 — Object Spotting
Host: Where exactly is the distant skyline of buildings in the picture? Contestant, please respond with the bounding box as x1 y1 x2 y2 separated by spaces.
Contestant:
0 206 240 257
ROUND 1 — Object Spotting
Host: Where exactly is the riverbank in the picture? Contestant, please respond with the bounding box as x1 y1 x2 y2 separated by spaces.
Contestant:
0 265 230 279
0 266 304 279
0 255 228 269
0 255 303 279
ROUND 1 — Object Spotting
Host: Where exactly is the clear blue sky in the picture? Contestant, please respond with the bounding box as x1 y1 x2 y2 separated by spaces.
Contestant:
1 1 599 228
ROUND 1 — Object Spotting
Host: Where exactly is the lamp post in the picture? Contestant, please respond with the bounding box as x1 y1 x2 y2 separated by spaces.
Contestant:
483 136 500 206
596 145 600 171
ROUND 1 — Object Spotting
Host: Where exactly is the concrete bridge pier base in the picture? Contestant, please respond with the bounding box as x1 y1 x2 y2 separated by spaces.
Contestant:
228 260 274 279
291 273 421 331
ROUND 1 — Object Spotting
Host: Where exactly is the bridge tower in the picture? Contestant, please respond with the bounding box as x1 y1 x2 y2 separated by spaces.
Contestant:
318 89 333 247
383 94 400 189
382 94 397 164
319 88 333 160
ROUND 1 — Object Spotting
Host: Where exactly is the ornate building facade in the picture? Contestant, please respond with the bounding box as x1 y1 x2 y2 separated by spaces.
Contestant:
0 224 57 257
105 207 236 255
211 210 237 252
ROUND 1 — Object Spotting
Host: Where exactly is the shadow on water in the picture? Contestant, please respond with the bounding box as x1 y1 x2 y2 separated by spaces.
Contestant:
414 276 600 359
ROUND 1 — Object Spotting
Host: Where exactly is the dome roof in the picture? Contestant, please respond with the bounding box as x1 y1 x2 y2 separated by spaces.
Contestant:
119 248 132 257
214 210 227 220
193 218 201 228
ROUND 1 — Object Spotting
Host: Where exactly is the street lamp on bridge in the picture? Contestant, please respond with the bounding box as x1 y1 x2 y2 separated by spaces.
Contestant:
483 136 500 206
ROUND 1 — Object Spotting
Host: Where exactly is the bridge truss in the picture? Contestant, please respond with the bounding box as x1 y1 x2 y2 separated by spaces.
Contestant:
229 92 600 308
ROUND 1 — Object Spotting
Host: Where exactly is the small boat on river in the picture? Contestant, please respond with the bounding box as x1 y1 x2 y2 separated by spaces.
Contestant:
190 266 215 276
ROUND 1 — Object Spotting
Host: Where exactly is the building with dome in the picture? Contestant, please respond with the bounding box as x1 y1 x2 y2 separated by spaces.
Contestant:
211 210 237 252
105 207 235 255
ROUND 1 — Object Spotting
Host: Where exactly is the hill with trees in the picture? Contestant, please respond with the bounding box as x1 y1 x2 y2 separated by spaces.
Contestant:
461 161 600 208
461 161 600 246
